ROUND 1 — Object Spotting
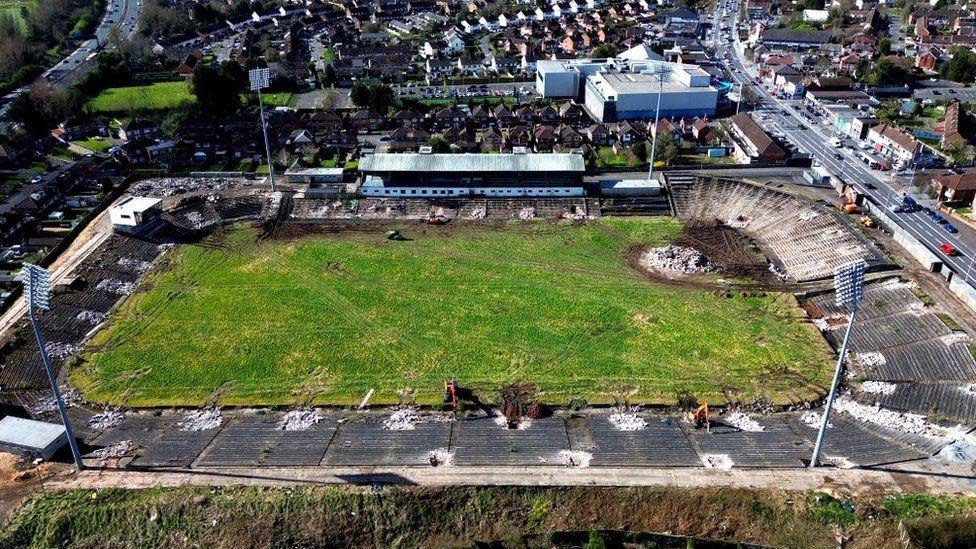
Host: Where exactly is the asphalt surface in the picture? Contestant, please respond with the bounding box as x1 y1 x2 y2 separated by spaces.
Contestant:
714 0 976 287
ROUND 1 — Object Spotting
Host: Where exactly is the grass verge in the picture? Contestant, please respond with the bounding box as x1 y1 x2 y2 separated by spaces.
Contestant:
86 82 194 113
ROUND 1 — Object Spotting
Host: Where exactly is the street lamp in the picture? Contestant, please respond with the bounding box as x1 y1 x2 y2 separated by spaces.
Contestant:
646 64 674 182
23 263 84 470
249 67 276 192
810 259 865 468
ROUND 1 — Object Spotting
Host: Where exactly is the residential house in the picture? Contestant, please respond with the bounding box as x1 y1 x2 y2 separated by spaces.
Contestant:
867 123 924 164
118 119 161 143
727 113 787 164
586 123 613 146
931 172 976 204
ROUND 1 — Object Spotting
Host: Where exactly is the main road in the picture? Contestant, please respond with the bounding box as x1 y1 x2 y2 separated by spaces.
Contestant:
712 0 976 287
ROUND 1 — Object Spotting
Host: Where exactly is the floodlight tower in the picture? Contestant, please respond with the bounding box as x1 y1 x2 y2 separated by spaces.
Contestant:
23 263 84 470
646 64 674 182
249 67 276 192
810 260 865 468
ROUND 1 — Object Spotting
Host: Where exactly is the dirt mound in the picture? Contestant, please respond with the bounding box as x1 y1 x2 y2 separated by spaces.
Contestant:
640 245 715 275
672 221 782 285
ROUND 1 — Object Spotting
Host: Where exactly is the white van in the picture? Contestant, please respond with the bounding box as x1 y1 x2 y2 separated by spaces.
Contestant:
829 137 842 148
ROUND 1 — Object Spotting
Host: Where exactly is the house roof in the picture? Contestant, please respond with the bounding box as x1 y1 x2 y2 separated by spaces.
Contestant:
933 173 976 192
870 123 922 154
359 152 585 172
761 28 831 44
730 113 785 158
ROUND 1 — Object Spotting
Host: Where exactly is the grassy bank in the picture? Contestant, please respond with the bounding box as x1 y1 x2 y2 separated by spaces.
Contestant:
74 219 832 406
86 82 195 113
5 486 976 548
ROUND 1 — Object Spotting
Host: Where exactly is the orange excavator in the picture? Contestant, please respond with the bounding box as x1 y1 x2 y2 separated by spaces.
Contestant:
428 207 451 225
444 378 459 409
693 402 711 433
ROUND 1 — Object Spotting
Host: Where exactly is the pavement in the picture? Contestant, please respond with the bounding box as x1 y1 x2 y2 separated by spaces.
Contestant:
715 0 976 289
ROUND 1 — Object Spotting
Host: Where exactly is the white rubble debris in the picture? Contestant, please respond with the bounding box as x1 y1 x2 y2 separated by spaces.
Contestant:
834 397 954 440
562 209 586 221
559 450 592 468
726 215 750 229
92 440 133 460
767 262 788 281
494 414 532 430
27 387 80 415
469 207 486 219
178 409 223 431
800 411 830 429
278 410 323 431
812 315 847 332
517 207 536 220
906 301 926 315
185 211 206 228
130 177 246 198
76 310 107 324
724 412 764 432
701 454 734 469
798 209 819 222
854 352 886 368
96 279 136 296
942 332 971 346
88 408 124 430
827 456 857 469
608 413 646 431
117 257 153 274
428 448 454 467
961 384 976 395
937 441 976 463
859 381 897 396
384 409 422 431
641 245 715 275
44 342 78 360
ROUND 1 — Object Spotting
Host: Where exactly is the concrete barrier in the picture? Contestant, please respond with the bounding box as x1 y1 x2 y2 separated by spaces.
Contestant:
866 202 943 272
949 276 976 312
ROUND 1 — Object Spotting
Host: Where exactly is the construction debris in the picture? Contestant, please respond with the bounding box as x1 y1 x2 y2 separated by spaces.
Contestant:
96 279 136 296
384 409 422 431
812 315 848 332
608 413 647 431
828 456 857 469
428 448 453 467
27 387 80 415
117 257 154 274
92 440 133 460
499 382 543 429
942 332 971 346
859 381 897 396
44 342 78 360
76 310 107 324
701 454 734 469
559 450 592 468
937 441 976 463
469 207 486 219
178 409 223 431
130 177 247 198
517 207 536 220
800 411 830 429
724 412 764 432
278 410 323 431
494 414 532 430
853 352 886 368
834 397 952 440
640 245 715 275
88 408 124 430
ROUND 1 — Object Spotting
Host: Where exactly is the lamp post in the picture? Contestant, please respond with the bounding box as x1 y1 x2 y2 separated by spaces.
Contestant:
646 64 674 182
810 260 865 468
249 68 276 192
23 263 84 470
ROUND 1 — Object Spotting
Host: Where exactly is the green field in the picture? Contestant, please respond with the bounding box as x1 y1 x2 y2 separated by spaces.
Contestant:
71 138 112 153
86 81 194 113
74 219 832 406
260 92 293 107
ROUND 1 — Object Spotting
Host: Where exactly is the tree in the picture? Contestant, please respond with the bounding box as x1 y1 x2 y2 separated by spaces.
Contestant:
427 135 451 153
740 84 758 107
591 44 617 58
877 37 892 56
865 58 909 86
191 63 241 117
652 134 679 167
349 83 396 115
941 48 976 84
631 140 647 162
350 83 372 108
321 64 337 87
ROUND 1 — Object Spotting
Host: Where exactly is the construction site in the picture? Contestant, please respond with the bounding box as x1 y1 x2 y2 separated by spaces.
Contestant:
3 170 976 547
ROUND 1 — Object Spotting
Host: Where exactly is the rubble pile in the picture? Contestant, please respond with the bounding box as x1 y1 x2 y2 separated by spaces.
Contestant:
384 409 422 431
724 412 765 432
937 441 976 463
798 210 819 222
812 315 848 332
92 440 133 460
117 258 153 274
854 352 886 368
469 207 487 219
828 456 857 469
800 411 831 429
559 450 592 468
428 448 454 467
76 310 108 325
96 279 136 296
859 381 897 396
517 207 536 220
942 332 971 346
130 177 245 198
27 387 80 415
640 245 715 275
494 414 532 430
88 408 124 430
178 409 223 431
278 410 324 431
834 397 951 439
701 454 734 469
608 413 647 431
44 342 78 360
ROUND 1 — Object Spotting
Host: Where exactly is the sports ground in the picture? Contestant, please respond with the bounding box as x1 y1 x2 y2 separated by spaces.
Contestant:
73 219 833 406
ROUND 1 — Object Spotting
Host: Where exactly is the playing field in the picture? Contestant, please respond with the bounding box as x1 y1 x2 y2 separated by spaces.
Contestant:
86 81 195 113
74 220 833 406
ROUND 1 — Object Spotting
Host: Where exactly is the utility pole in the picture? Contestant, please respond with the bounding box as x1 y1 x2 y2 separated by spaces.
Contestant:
249 68 276 192
646 65 673 182
810 260 865 468
23 264 84 470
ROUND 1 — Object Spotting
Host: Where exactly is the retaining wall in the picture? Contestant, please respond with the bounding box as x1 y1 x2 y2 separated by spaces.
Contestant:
865 201 942 272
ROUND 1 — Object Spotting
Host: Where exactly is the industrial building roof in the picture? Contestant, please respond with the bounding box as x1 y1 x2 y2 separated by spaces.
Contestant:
593 72 708 95
359 153 585 173
113 196 162 214
0 416 66 450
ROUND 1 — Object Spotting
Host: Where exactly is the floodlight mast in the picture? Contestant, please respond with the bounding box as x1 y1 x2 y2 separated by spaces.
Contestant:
646 65 673 182
809 260 866 468
23 264 85 470
249 68 276 192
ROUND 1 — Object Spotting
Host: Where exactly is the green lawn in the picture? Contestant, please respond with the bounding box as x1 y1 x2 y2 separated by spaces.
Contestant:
74 220 832 406
71 138 112 153
260 92 293 107
86 81 194 113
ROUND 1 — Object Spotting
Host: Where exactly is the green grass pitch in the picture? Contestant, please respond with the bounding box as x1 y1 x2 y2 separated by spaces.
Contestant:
73 219 833 406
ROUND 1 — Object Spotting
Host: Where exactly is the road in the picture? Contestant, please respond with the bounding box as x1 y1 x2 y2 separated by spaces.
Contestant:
713 0 976 287
0 0 142 117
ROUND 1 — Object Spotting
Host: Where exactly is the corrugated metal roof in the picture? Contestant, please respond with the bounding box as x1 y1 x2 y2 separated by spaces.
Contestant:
359 153 585 173
0 416 66 449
